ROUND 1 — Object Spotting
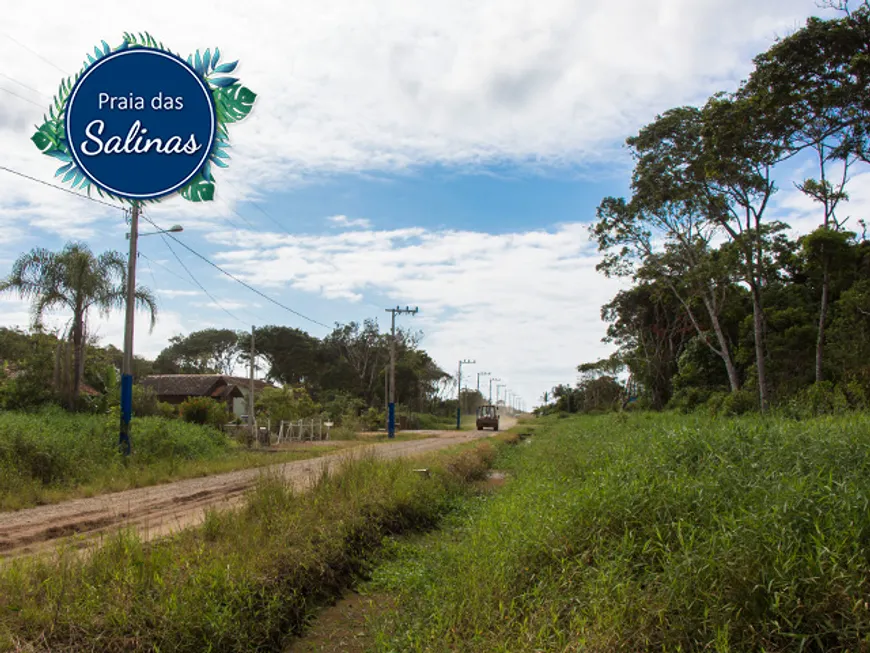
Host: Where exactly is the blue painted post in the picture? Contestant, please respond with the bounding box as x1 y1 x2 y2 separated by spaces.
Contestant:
119 373 132 455
388 402 396 439
119 203 138 455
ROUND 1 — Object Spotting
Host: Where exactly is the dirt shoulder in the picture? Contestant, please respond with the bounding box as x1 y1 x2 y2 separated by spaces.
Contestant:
0 420 513 560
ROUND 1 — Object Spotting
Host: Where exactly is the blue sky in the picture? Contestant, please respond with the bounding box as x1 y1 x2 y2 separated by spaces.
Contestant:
0 0 859 407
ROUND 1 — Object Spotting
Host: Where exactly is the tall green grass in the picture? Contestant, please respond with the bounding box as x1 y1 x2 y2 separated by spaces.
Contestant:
371 412 870 652
0 442 498 652
0 408 233 509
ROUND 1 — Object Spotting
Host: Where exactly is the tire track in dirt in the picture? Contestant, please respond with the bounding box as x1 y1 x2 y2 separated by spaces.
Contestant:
0 422 512 560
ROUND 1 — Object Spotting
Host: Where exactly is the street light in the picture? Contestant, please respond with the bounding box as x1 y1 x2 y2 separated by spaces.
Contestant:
476 371 490 397
127 224 183 239
119 209 184 456
489 376 500 404
457 359 475 429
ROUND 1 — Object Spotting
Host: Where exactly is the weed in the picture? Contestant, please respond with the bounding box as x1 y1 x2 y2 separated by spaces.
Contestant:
0 442 502 652
371 412 870 652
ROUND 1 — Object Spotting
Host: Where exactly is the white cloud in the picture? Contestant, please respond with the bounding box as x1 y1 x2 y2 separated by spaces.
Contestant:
327 215 372 229
156 289 200 298
0 0 845 406
772 171 870 239
205 223 628 405
0 296 188 359
0 0 833 241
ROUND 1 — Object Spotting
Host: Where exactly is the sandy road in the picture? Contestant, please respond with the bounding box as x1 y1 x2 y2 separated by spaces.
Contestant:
0 419 514 560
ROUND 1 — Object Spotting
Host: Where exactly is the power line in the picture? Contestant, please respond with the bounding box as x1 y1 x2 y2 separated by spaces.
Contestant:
0 72 50 99
1 32 69 75
141 213 333 329
224 177 293 235
156 229 250 327
0 165 122 209
139 252 200 289
0 86 46 109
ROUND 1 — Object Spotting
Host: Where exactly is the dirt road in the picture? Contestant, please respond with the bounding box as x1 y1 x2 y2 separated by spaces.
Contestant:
0 420 514 560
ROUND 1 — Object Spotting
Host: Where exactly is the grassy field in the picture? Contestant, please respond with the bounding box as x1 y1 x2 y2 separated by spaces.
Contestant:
366 412 870 652
0 408 340 511
0 440 500 652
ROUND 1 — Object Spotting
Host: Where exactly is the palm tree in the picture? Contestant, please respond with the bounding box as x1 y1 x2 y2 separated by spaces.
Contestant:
0 242 157 408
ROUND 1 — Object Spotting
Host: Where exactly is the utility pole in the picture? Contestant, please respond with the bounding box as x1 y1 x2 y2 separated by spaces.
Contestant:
497 383 506 407
489 376 500 405
249 325 256 445
477 371 490 397
118 203 139 456
456 358 475 429
385 305 418 439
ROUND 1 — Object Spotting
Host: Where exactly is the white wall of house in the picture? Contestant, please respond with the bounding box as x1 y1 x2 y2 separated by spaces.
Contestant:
232 396 246 416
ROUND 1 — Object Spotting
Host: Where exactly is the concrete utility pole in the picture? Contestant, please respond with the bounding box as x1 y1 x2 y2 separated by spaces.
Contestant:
477 371 490 397
385 306 418 439
489 376 500 404
497 384 506 407
119 212 183 455
456 358 475 429
249 325 257 444
118 203 139 456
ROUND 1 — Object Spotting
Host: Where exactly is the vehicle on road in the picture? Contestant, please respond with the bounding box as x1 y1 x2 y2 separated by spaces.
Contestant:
476 405 499 431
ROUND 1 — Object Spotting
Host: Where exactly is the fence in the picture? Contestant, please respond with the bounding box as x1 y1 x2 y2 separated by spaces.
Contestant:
276 418 329 443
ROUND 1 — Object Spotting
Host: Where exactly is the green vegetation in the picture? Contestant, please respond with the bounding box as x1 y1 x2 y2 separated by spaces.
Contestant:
542 6 870 417
369 412 870 652
0 408 335 511
0 442 499 652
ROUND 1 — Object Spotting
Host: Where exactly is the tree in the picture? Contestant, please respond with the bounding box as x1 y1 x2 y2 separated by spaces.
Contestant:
0 242 156 408
700 93 788 412
237 326 320 387
592 107 741 392
602 280 697 408
744 9 870 382
256 385 321 423
155 328 241 375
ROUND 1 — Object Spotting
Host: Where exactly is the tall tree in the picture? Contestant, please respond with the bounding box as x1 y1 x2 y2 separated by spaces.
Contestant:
701 93 786 411
592 107 741 392
0 242 156 408
155 328 242 375
745 8 870 382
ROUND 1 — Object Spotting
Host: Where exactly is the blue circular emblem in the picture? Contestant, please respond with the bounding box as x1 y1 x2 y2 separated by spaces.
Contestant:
65 48 216 200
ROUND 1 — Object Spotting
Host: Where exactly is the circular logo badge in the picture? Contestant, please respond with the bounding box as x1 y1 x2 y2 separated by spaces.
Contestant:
65 48 216 200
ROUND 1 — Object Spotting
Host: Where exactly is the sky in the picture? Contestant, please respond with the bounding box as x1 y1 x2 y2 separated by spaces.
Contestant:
0 0 860 408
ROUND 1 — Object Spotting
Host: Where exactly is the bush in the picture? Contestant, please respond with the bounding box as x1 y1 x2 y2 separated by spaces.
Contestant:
668 386 713 413
132 384 160 417
0 409 232 507
779 381 866 419
180 396 229 428
705 389 757 416
156 401 178 420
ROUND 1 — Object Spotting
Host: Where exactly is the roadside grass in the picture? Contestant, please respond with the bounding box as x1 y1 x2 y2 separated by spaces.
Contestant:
367 411 870 652
0 408 339 511
0 439 501 652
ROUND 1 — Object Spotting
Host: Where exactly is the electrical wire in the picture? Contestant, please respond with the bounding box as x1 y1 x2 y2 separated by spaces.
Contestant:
0 72 50 99
156 230 250 327
1 32 69 75
0 162 332 329
0 165 122 209
140 214 333 329
0 86 45 108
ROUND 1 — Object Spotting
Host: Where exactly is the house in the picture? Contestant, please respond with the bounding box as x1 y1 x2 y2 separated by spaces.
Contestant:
140 374 273 417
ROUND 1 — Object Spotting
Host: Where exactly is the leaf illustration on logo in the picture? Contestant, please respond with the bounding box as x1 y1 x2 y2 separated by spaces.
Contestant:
179 174 215 202
213 83 257 124
32 35 255 203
